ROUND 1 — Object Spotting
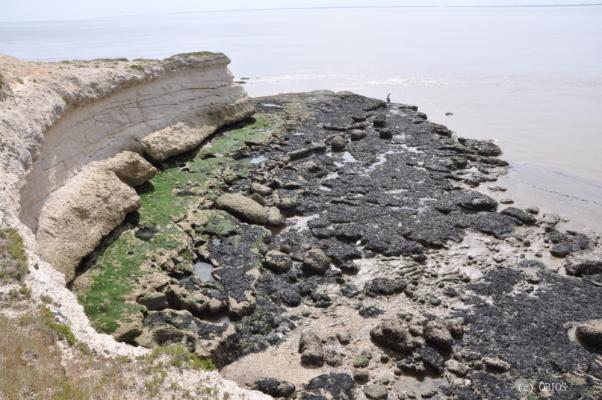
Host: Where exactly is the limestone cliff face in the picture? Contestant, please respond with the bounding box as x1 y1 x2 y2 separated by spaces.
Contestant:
0 53 259 364
35 151 157 283
0 52 254 281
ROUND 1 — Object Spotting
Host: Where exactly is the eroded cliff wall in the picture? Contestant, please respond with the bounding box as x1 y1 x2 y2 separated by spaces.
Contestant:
0 53 256 362
0 52 253 281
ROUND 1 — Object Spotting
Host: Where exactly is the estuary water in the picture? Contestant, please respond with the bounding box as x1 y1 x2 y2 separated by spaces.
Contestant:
1 5 601 230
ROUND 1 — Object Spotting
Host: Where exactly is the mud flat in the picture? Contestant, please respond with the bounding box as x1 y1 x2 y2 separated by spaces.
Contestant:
2 54 602 399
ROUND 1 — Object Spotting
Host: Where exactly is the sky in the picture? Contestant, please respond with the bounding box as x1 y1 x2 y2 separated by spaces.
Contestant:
3 0 602 22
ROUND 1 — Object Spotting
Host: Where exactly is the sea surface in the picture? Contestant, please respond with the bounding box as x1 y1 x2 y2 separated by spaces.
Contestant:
1 5 601 231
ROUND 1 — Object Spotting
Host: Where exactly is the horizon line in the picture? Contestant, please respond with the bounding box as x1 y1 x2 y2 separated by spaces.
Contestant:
2 3 602 24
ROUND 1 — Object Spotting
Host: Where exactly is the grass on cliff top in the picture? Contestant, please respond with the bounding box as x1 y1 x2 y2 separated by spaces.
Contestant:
168 51 222 59
0 309 220 399
79 114 278 334
0 228 28 283
0 308 122 400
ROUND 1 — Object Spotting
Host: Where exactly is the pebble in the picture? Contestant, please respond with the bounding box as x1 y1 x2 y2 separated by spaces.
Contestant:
350 129 367 141
526 206 540 215
353 355 370 368
379 129 393 139
331 135 347 152
336 331 351 345
429 296 441 306
353 369 370 384
364 384 388 400
526 274 541 284
482 356 511 373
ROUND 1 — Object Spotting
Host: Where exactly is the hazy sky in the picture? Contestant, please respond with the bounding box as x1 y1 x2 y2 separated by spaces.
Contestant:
3 0 602 22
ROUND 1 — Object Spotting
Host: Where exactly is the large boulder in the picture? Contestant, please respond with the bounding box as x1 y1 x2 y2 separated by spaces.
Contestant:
141 100 255 161
104 150 157 186
216 193 269 225
253 378 296 398
575 320 602 352
37 152 157 282
565 253 602 276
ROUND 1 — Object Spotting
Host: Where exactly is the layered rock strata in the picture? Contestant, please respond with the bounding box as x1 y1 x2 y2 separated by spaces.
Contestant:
0 52 253 281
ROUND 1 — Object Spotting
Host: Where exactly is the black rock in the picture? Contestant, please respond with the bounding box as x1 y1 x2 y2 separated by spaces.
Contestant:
370 320 414 352
254 378 296 398
455 191 498 212
373 116 387 128
501 207 537 225
547 230 590 258
423 319 453 352
565 255 602 277
359 306 385 318
303 373 354 400
302 248 332 275
341 284 361 298
350 129 367 141
458 137 502 156
279 286 302 307
363 277 407 297
378 129 393 139
420 346 445 374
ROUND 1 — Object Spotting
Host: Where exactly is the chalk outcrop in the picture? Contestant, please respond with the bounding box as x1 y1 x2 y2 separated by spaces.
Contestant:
0 52 255 361
36 151 156 282
0 52 253 234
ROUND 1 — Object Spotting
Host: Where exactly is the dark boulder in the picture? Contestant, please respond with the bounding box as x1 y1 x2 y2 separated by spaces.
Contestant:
254 378 296 398
363 277 407 297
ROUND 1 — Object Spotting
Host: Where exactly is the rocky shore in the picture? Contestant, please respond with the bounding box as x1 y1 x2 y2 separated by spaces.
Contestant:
75 92 602 399
2 54 602 399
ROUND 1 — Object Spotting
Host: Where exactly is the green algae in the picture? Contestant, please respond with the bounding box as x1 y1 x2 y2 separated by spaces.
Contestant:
79 230 147 333
203 211 240 237
78 113 280 334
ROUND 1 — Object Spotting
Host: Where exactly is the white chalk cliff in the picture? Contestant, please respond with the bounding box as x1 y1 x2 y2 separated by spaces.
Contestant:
0 52 253 279
0 53 269 399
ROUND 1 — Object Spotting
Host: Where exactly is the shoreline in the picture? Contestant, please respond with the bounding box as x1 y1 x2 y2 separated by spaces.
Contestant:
2 54 602 399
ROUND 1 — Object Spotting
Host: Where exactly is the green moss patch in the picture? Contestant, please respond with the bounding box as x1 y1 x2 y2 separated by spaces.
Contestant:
169 51 221 59
78 113 281 334
203 211 240 236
